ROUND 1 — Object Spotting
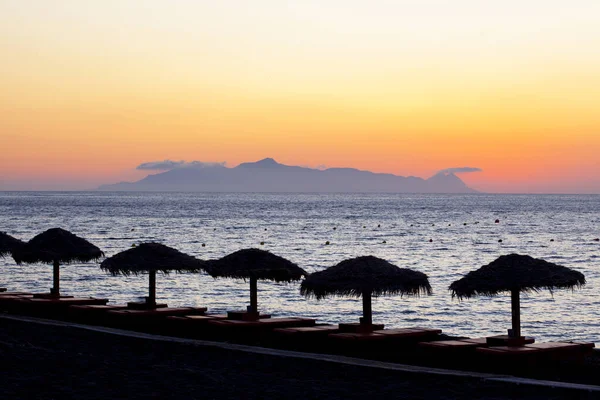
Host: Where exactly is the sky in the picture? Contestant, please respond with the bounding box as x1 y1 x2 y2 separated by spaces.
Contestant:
1 0 599 193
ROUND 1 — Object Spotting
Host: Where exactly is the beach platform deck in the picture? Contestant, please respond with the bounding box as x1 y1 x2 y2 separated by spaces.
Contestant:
209 317 316 329
330 327 442 342
485 335 535 346
272 324 341 351
328 327 443 356
67 304 130 324
163 314 228 337
32 293 75 299
5 297 109 318
105 306 208 331
473 341 597 373
208 317 317 343
4 316 599 400
420 338 488 351
477 341 595 361
0 292 33 297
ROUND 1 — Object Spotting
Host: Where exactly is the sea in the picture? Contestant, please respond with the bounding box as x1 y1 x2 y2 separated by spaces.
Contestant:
1 192 599 344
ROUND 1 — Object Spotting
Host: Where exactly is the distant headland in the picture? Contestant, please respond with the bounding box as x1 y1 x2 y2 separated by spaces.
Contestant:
98 158 480 193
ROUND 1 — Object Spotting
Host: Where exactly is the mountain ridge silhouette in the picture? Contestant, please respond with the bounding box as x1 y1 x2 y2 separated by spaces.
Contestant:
98 158 478 193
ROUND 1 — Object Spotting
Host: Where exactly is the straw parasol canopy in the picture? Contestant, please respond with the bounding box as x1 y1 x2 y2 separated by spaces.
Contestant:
301 256 432 326
449 253 586 338
12 228 104 296
101 242 205 306
0 232 25 258
205 248 307 314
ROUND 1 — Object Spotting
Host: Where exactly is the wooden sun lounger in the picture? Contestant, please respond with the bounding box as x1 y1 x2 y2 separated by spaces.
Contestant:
161 314 229 338
105 307 208 331
476 341 596 367
69 304 129 311
273 324 340 337
22 298 109 312
167 314 228 324
373 327 442 338
209 317 316 330
420 337 488 350
485 335 535 346
6 297 109 318
270 324 340 351
27 297 108 305
330 327 442 342
32 293 75 299
208 317 317 344
0 292 34 297
107 307 207 318
226 310 272 321
328 332 389 342
477 341 595 357
338 322 385 333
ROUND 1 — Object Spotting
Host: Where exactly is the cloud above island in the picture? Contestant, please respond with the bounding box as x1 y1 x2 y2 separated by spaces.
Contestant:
136 160 226 171
437 167 482 175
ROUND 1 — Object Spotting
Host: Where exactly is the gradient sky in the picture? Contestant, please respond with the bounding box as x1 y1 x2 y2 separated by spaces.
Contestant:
1 0 599 193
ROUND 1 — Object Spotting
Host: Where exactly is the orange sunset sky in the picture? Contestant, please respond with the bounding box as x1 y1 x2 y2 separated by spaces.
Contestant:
1 1 599 193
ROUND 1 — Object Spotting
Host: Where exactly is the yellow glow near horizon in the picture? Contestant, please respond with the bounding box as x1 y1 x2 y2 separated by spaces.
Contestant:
1 0 599 192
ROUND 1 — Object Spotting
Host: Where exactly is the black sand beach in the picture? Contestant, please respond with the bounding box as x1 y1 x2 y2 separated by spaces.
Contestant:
0 316 597 400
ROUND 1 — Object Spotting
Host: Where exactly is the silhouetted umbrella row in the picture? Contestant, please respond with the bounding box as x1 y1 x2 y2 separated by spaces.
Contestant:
12 228 104 296
205 248 307 314
450 254 586 338
301 256 431 325
100 243 204 306
1 228 588 339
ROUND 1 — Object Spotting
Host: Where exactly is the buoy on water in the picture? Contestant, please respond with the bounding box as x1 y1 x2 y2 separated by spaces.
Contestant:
495 219 500 223
429 238 433 242
498 239 503 243
201 243 206 247
382 240 387 244
260 241 265 245
325 241 330 245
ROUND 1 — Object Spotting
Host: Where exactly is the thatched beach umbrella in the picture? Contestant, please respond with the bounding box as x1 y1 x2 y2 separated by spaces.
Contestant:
0 232 25 258
101 243 205 307
12 228 104 296
206 248 307 314
449 253 586 339
301 256 432 326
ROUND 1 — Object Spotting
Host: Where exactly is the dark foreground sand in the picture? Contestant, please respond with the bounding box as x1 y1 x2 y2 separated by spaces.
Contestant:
0 317 597 400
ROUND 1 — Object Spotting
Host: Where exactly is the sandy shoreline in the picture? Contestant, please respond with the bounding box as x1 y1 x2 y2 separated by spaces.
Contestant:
0 316 598 400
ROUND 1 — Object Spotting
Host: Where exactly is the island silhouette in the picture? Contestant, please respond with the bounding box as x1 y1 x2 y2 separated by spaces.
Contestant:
98 158 479 193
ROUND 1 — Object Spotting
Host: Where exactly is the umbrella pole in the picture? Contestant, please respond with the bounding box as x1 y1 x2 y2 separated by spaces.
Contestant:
52 260 60 296
362 290 373 326
511 289 521 338
249 277 258 313
148 270 156 307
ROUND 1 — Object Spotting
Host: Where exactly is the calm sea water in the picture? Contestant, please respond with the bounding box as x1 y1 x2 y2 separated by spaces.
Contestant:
1 192 599 344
